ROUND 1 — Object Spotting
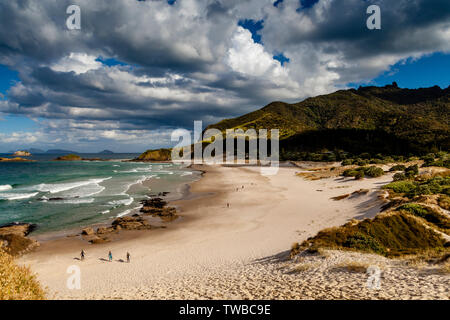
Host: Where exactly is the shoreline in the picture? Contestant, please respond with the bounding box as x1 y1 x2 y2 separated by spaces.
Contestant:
18 164 449 299
28 165 203 242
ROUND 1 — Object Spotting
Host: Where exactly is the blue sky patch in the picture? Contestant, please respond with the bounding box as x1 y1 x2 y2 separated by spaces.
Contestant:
349 52 450 89
273 53 290 66
238 19 264 44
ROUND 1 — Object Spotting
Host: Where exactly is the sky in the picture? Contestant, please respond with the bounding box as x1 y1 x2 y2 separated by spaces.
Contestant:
0 0 449 153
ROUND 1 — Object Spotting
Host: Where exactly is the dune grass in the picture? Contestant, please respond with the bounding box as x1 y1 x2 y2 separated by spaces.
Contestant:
396 204 450 235
298 212 448 258
0 249 45 300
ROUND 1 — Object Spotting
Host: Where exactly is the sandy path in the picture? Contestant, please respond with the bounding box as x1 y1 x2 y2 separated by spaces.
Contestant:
21 165 444 300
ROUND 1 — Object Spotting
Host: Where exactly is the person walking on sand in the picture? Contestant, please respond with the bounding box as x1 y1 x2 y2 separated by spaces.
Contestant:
108 251 112 262
227 203 230 208
126 252 130 263
80 250 85 261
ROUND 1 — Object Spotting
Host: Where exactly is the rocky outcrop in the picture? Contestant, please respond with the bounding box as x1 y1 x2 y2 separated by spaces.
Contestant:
140 198 178 221
0 157 34 162
77 195 176 245
133 148 172 162
0 223 39 256
13 150 31 157
111 216 153 230
54 154 82 161
81 227 95 236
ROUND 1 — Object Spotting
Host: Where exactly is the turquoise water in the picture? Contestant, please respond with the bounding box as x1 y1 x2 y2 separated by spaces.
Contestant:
0 160 197 234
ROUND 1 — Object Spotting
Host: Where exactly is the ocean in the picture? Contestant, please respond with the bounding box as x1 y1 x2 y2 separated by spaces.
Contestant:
0 154 199 234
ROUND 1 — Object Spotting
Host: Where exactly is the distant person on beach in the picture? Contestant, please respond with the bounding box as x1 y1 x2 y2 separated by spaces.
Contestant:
227 203 230 208
80 250 85 261
127 252 130 263
108 251 112 262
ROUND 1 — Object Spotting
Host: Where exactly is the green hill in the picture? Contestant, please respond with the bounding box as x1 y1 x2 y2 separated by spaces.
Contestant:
134 148 172 162
206 83 449 156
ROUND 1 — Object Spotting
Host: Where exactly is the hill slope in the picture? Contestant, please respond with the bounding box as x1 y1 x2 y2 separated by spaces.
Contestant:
206 84 450 155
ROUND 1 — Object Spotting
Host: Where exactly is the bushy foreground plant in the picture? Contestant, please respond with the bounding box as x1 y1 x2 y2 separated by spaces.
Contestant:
0 249 45 300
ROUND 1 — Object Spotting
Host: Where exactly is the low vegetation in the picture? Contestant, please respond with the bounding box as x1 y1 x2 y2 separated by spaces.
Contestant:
383 176 450 199
295 212 448 258
421 152 450 169
438 195 450 210
396 204 450 235
134 148 172 161
342 166 385 179
0 249 45 300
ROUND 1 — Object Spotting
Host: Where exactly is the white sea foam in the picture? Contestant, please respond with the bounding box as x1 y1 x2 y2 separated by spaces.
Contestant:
116 206 141 218
109 197 134 207
101 210 110 215
58 184 105 199
0 192 38 201
116 209 131 218
122 175 154 194
33 177 112 194
0 185 12 192
56 198 95 204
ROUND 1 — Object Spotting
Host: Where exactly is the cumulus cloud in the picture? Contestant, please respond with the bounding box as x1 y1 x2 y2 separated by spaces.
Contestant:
51 53 102 74
0 0 448 151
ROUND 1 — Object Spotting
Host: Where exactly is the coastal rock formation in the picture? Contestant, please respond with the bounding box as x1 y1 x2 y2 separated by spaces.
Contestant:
0 223 39 256
0 157 34 162
81 227 95 236
54 154 82 161
111 216 153 230
133 148 171 162
13 150 31 157
96 226 116 235
77 196 176 245
140 198 178 221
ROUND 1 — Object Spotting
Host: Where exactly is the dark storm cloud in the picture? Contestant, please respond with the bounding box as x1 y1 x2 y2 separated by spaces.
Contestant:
0 0 449 151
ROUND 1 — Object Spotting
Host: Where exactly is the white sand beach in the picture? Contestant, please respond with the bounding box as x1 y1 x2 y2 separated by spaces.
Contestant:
20 165 450 299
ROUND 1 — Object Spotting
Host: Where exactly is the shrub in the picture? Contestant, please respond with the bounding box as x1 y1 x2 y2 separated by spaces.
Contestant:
0 249 45 300
341 159 354 166
438 195 450 210
343 166 384 179
300 212 447 257
356 159 369 166
405 164 419 178
355 171 365 180
343 169 358 177
393 172 407 181
389 164 406 172
364 166 384 178
397 204 450 233
344 232 386 255
383 180 417 194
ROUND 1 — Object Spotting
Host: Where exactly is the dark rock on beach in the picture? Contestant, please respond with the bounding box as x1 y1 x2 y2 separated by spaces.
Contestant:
81 227 95 236
140 197 178 221
0 222 39 256
111 216 153 230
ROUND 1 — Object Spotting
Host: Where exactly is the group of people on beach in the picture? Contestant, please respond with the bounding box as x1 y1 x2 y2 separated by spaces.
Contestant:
80 250 130 263
227 185 247 208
